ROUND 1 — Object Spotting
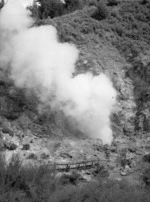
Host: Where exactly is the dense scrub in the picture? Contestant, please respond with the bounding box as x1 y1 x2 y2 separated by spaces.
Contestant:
31 0 150 60
108 1 150 58
0 155 150 202
29 0 84 19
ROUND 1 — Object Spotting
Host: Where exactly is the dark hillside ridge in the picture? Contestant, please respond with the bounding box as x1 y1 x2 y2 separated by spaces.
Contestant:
39 1 150 58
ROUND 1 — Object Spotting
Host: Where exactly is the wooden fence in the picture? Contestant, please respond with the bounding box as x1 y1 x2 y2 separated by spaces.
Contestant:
49 159 107 171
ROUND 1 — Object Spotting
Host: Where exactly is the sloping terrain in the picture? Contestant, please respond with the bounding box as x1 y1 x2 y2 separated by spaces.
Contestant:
0 0 150 189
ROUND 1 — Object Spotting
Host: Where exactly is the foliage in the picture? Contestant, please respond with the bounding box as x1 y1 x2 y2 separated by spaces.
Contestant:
28 1 40 19
91 1 109 20
60 171 81 185
86 0 98 6
107 0 118 6
109 1 150 57
1 125 14 136
38 0 64 19
0 154 150 201
29 0 83 19
47 0 150 59
30 0 150 59
143 153 150 163
0 154 56 202
140 0 149 5
50 178 150 202
93 164 109 177
142 164 150 188
64 0 83 13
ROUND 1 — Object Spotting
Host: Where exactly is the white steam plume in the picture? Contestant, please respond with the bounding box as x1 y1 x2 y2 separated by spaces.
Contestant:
0 0 117 144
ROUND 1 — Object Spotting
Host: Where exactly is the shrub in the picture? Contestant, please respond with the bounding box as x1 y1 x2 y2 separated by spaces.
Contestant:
64 0 83 13
87 0 98 6
140 0 148 5
0 154 57 201
0 154 30 199
0 154 150 201
60 171 81 185
38 0 64 19
107 0 118 6
91 2 109 20
93 164 109 177
27 1 40 20
115 24 124 37
50 177 150 202
30 0 83 19
142 166 150 187
143 153 150 163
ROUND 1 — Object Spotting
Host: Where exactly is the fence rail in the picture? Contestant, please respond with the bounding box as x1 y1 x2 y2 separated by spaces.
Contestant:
49 159 108 171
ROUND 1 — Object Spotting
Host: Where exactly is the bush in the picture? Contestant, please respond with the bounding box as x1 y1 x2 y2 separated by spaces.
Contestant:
142 166 150 187
64 0 83 13
93 164 109 177
87 0 98 6
143 153 150 163
27 2 40 19
0 155 150 201
1 125 14 136
140 0 149 5
107 0 118 6
0 154 31 202
91 2 109 20
30 0 83 19
60 171 81 185
0 154 56 202
50 178 150 202
38 0 64 19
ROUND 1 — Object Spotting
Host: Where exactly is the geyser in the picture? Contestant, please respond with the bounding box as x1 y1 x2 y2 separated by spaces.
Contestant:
0 0 117 144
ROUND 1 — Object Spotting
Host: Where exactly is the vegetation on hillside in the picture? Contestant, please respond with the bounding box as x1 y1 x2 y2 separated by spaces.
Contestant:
29 0 84 19
29 0 150 60
0 154 150 202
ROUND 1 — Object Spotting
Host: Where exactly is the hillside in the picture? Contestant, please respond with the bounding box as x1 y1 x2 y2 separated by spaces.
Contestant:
0 0 150 201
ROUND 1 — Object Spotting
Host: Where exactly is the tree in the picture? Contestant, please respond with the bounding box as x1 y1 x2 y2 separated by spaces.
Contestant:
37 0 64 19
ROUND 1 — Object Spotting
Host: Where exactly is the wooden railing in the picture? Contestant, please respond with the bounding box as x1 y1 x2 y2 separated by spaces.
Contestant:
49 159 108 171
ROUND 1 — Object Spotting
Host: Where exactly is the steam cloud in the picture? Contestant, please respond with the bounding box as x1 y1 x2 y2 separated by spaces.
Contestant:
0 0 117 144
